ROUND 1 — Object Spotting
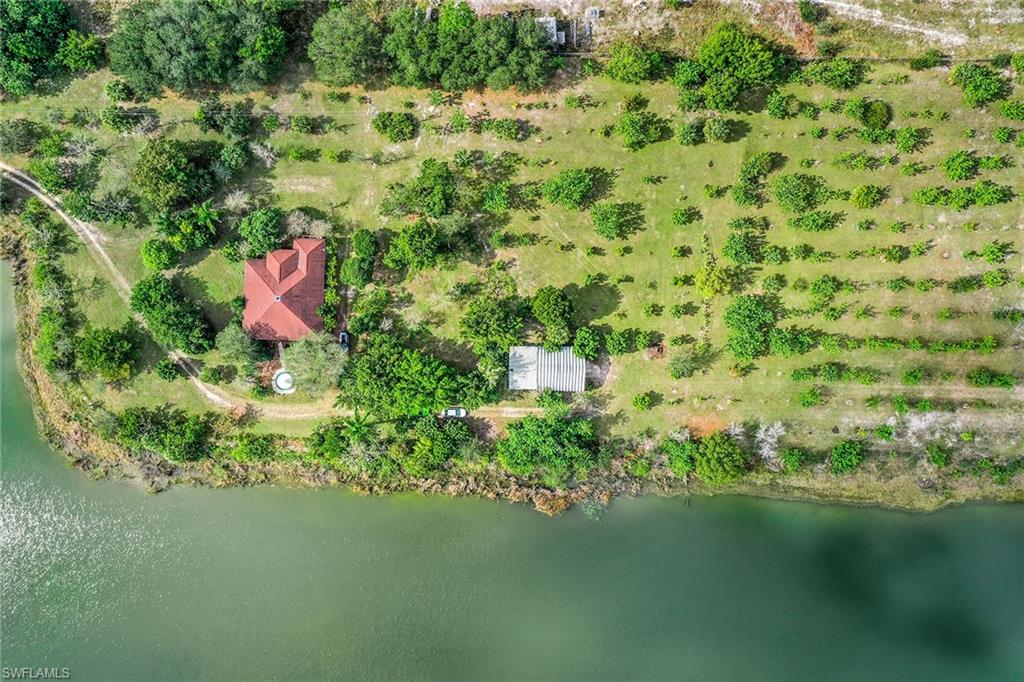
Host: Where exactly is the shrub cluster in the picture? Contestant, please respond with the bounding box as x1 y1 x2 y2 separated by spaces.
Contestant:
672 23 786 112
912 181 1013 210
129 275 214 354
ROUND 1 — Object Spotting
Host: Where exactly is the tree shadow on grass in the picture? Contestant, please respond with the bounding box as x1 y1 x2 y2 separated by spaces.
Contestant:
726 119 752 143
412 331 479 372
131 325 169 374
564 280 622 326
591 409 628 440
616 201 646 238
585 167 617 207
174 271 233 332
729 265 760 294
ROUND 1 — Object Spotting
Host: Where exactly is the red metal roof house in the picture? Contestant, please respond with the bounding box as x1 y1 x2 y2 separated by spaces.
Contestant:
242 238 327 341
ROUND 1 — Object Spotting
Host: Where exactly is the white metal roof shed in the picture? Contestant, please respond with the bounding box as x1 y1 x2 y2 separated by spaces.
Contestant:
508 346 586 392
536 16 558 43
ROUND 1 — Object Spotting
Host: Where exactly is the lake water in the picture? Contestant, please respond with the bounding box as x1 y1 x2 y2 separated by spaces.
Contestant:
2 268 1023 681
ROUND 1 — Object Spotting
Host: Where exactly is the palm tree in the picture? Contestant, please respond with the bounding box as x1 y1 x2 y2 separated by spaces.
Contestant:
193 199 219 229
337 410 375 444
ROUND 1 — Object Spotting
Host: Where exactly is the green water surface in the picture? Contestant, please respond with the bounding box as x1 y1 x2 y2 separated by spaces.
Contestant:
1 268 1022 681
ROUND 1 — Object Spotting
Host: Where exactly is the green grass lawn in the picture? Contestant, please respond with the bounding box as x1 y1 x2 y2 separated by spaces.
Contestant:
5 61 1022 453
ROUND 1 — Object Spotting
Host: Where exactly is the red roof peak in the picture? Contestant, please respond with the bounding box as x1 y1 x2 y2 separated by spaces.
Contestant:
267 249 300 281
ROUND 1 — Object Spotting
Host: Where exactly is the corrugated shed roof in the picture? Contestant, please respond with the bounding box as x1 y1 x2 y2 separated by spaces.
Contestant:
508 346 586 392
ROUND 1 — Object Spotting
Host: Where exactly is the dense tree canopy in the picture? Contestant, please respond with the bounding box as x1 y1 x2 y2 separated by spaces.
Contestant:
724 294 778 360
604 41 665 83
672 22 786 111
308 5 387 86
460 296 525 354
108 0 289 98
496 412 599 487
116 406 213 462
237 208 285 257
132 138 213 210
382 2 555 91
56 29 103 73
285 331 346 394
948 63 1008 107
129 275 214 354
158 201 219 253
76 325 139 383
693 432 747 485
532 286 575 349
572 326 601 361
698 23 784 88
309 1 555 92
0 0 74 96
140 238 179 271
383 219 444 272
372 111 418 143
590 202 632 239
541 167 596 210
339 229 377 289
337 333 487 418
215 321 262 369
382 159 456 218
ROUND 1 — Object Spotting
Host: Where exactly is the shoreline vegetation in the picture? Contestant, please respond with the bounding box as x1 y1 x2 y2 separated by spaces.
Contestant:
2 1 1022 513
6 252 1021 514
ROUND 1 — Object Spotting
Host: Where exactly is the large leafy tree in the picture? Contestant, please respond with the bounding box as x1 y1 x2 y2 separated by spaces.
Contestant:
336 333 486 418
285 331 346 395
694 432 747 485
382 2 554 91
132 138 213 210
0 0 74 96
604 41 664 83
532 286 574 329
677 22 786 111
459 296 524 353
383 219 443 272
532 286 575 349
129 275 214 354
723 294 777 360
56 30 103 72
698 23 784 87
158 201 220 253
382 158 456 218
107 0 288 98
339 229 377 289
572 326 600 361
541 167 596 210
237 208 285 257
76 325 139 383
496 412 599 487
215 321 262 368
404 417 474 477
308 5 387 86
116 406 213 463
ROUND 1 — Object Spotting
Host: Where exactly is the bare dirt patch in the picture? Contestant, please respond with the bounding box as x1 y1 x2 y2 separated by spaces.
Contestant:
276 177 332 193
688 413 728 437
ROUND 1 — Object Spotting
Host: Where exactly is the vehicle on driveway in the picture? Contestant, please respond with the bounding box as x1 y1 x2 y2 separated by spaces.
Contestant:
338 331 349 352
441 407 468 418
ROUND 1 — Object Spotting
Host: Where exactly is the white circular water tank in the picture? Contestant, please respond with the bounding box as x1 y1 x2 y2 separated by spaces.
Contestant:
272 369 296 395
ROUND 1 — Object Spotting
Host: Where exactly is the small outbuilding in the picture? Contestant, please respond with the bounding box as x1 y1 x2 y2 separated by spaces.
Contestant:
536 16 564 44
508 345 586 392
